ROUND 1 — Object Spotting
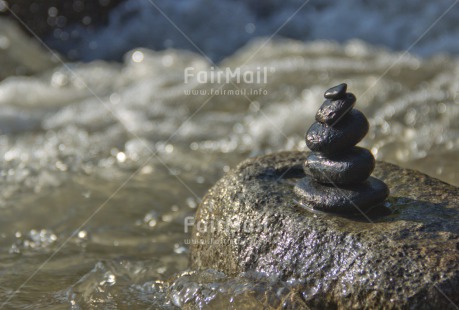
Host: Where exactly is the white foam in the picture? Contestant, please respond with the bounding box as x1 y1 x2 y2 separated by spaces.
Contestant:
0 38 458 204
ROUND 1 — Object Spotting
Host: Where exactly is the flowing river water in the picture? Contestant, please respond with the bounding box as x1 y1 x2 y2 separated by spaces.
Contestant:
0 17 458 309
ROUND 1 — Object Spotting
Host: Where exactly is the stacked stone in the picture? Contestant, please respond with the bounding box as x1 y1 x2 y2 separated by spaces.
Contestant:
294 83 389 213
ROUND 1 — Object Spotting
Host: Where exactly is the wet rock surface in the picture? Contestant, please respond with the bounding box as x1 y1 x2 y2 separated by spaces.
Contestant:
191 151 459 309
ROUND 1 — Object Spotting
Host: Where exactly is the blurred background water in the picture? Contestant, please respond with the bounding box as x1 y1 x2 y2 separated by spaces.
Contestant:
0 0 458 308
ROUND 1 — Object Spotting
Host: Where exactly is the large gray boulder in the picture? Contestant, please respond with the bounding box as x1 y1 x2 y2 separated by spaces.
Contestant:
190 151 459 309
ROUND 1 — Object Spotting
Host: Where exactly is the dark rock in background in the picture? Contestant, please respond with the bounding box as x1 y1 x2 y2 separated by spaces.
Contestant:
0 0 125 37
191 151 459 309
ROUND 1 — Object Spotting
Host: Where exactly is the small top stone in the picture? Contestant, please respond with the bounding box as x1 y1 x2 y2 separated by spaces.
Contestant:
324 83 347 99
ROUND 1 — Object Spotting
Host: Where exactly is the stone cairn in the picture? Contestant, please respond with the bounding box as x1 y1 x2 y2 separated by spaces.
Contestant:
294 83 389 213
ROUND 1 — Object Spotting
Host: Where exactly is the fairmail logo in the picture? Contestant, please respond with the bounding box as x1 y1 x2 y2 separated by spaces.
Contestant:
184 66 270 84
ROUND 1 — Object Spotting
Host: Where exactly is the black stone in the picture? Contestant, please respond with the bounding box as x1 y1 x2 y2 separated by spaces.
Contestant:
315 93 356 125
306 109 369 154
324 83 347 99
305 147 375 184
294 175 389 213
